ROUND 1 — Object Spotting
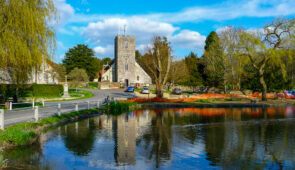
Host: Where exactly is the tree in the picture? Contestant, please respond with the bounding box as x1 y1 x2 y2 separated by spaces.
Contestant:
0 0 56 97
63 44 99 80
184 52 203 86
168 59 189 86
140 36 172 97
52 64 66 82
239 18 295 100
68 68 89 91
219 27 246 90
203 31 224 89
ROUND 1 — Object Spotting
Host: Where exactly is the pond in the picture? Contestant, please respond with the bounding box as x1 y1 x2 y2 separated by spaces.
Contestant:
4 106 295 169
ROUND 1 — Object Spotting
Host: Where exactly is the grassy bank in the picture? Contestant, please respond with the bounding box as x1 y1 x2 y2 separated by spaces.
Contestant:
0 101 137 149
102 101 140 115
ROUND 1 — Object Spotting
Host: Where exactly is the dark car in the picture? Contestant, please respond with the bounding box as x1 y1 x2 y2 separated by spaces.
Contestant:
173 88 182 95
125 86 135 92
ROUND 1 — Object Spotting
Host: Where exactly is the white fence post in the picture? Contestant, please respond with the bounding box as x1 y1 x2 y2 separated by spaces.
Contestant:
97 101 100 108
75 103 78 111
34 106 39 122
9 102 12 110
58 103 61 116
42 100 45 107
32 99 35 108
87 101 90 110
0 109 4 130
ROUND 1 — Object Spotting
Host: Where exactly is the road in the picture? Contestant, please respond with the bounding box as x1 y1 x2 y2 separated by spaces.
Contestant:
3 89 136 127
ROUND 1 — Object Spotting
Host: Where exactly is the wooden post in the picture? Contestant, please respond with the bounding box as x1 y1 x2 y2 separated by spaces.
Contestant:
75 103 78 111
87 101 90 110
0 109 4 130
97 101 100 108
58 103 61 116
32 99 35 108
34 106 39 122
42 100 45 107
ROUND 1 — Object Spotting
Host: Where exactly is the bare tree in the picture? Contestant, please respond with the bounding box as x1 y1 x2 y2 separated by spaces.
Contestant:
140 36 172 97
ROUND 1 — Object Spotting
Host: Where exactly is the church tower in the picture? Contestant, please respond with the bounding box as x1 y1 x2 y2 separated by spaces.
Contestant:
114 35 136 86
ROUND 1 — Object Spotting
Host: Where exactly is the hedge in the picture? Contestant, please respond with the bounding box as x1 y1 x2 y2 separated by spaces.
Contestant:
32 84 63 97
0 84 63 102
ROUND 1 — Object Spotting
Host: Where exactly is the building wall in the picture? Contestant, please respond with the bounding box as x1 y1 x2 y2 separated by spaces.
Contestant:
101 64 115 82
0 61 58 84
135 62 152 85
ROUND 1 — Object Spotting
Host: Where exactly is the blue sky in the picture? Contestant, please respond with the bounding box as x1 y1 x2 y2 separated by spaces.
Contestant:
53 0 295 63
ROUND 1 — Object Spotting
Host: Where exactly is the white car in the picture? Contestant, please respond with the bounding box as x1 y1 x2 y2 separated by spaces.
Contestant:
141 87 150 94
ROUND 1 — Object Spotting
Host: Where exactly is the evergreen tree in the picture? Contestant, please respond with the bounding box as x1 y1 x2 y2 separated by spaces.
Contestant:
203 31 224 88
63 44 100 80
184 52 203 86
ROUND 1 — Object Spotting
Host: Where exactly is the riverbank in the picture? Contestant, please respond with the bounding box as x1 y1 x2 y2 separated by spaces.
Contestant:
0 101 138 150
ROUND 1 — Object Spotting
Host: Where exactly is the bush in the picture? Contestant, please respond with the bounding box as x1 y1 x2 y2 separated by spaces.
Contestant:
88 82 98 88
32 84 63 97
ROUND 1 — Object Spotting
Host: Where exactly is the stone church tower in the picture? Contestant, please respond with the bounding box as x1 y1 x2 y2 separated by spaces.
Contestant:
114 35 136 86
101 34 151 88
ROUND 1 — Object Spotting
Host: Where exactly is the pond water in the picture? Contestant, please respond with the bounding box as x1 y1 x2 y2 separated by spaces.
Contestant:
4 106 295 169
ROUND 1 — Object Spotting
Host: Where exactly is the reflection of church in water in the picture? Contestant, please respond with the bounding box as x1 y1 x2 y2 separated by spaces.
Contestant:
98 111 151 165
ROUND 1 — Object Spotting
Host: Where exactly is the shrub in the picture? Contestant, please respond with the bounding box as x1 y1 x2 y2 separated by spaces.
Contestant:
88 82 98 88
32 84 63 97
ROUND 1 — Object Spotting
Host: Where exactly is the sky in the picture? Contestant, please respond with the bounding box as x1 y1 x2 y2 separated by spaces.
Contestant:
53 0 295 63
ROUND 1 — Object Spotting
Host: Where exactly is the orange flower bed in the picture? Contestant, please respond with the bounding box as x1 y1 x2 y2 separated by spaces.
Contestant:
119 92 288 104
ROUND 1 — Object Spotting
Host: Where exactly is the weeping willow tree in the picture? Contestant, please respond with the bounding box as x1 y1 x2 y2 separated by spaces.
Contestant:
0 0 56 98
239 18 295 101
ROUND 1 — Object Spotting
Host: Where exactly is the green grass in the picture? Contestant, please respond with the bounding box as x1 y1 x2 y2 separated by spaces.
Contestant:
46 89 94 102
0 108 99 146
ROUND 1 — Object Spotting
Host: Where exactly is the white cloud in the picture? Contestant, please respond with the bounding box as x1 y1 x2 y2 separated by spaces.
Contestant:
93 45 113 57
82 17 178 46
170 30 206 50
54 0 75 25
57 41 66 50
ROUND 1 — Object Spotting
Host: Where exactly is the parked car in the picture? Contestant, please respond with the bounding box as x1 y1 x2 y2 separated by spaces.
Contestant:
173 88 182 95
141 87 150 94
125 86 135 92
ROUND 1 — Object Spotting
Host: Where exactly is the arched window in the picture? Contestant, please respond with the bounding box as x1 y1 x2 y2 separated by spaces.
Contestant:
125 64 128 71
137 76 139 81
106 76 108 80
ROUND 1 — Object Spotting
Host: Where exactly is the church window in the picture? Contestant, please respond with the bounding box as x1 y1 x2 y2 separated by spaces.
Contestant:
125 64 128 71
137 76 139 81
106 76 108 80
125 41 128 48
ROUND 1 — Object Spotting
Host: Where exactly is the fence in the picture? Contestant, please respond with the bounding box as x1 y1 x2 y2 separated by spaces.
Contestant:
0 96 120 130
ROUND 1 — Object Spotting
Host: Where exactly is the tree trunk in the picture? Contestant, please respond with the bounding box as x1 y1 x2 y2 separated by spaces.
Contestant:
156 83 163 98
259 70 267 101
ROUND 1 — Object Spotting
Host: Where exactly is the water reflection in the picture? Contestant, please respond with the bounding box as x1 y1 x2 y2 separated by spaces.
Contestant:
4 106 295 169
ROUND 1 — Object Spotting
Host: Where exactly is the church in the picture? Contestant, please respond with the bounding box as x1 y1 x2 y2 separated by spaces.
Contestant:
101 35 152 87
